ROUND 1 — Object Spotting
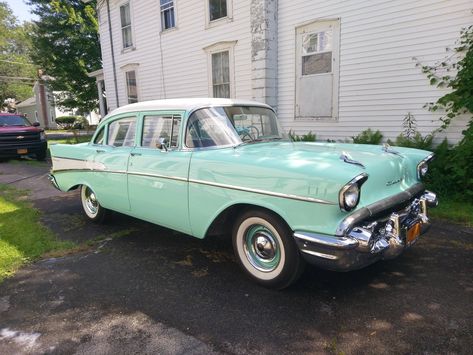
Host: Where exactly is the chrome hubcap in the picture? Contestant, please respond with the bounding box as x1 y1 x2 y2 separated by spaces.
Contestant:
243 224 280 272
84 187 98 215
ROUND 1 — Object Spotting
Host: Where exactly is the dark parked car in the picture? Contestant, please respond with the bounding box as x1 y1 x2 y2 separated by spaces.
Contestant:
0 113 48 161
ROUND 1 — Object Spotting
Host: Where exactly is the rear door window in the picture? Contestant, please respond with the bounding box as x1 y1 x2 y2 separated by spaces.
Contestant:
108 116 137 147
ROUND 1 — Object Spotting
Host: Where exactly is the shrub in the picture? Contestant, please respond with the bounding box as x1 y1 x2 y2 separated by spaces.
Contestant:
288 130 316 142
388 132 434 150
55 115 88 130
352 129 383 144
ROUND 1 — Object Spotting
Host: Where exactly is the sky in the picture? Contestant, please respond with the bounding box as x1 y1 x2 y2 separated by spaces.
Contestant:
5 0 37 23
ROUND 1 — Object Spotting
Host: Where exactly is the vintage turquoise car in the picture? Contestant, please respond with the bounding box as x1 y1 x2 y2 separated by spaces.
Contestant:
49 98 437 289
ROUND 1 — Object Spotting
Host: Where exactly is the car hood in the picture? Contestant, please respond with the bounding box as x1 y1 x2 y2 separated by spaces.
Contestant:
0 126 42 133
227 141 431 206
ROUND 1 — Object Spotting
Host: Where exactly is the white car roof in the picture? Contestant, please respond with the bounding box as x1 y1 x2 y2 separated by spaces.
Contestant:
104 98 273 119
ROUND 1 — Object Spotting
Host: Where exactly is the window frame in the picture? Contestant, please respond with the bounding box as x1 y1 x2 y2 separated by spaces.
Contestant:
204 41 237 99
125 70 139 104
205 0 232 28
160 0 176 31
120 2 134 50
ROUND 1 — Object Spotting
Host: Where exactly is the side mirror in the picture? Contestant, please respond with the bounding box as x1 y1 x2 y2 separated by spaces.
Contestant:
157 137 169 151
32 122 40 127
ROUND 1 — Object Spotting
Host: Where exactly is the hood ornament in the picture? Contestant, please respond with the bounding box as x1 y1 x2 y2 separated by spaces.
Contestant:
340 151 365 169
382 143 402 156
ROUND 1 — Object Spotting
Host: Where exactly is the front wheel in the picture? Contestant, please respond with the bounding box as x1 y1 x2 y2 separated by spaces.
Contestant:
232 209 305 289
80 185 108 223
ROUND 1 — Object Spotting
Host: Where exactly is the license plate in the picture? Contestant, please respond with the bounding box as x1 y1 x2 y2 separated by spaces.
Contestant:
17 148 28 154
406 223 421 244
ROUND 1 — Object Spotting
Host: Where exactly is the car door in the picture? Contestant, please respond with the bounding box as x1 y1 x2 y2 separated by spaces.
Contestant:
127 111 192 234
92 114 137 212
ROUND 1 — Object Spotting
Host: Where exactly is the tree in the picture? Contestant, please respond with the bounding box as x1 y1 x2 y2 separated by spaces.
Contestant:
28 0 101 113
0 2 35 106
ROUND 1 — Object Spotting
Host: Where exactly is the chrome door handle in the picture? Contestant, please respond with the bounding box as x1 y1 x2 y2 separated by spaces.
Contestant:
130 152 141 157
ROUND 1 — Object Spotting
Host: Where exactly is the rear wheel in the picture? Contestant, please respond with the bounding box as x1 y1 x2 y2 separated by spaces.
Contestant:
232 209 305 289
80 185 108 223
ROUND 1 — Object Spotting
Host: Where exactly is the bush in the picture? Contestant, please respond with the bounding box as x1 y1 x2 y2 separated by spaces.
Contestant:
288 130 316 142
388 132 434 150
352 129 383 144
55 115 88 130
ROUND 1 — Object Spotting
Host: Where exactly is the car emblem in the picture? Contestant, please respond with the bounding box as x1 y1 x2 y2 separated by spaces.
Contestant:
16 136 25 139
386 178 401 186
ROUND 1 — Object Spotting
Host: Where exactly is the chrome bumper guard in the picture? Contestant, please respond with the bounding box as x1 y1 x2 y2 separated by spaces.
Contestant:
48 173 60 191
294 187 438 271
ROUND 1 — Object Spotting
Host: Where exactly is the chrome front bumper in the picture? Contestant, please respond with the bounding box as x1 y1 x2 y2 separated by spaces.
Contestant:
294 186 438 271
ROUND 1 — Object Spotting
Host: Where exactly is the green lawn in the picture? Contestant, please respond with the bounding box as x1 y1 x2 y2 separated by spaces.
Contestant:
48 135 93 146
429 198 473 227
0 185 74 282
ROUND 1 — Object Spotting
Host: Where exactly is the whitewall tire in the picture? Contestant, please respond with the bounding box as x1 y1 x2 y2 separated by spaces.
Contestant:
232 209 305 289
80 185 108 223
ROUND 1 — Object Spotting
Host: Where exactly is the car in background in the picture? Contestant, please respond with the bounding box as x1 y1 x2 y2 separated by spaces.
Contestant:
48 98 437 289
0 113 48 161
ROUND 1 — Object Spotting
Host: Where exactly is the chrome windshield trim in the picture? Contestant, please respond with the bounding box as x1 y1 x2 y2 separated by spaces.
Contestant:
188 178 337 205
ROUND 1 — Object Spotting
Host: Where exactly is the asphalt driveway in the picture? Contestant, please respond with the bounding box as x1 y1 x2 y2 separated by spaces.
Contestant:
0 160 472 354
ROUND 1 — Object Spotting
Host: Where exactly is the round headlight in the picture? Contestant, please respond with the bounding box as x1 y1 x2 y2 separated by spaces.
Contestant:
418 162 428 178
344 184 360 209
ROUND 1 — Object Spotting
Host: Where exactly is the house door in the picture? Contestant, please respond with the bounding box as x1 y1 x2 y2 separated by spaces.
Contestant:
295 19 340 119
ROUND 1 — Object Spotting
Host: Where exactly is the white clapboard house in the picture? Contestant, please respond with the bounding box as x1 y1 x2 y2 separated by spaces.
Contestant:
88 0 472 142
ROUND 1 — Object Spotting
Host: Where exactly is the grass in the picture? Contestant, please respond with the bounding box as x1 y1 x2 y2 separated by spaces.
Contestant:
0 185 75 282
430 198 473 227
48 135 93 146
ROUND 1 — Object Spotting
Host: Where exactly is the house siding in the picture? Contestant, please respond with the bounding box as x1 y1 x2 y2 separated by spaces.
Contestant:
98 0 252 110
97 0 472 143
277 0 473 142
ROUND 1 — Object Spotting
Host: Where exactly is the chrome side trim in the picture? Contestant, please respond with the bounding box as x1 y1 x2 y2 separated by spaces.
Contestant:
51 168 335 205
300 249 339 260
127 171 188 182
188 178 337 205
294 231 358 249
52 168 127 175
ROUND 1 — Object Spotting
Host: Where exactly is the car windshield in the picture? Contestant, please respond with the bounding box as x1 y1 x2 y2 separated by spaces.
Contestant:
0 115 31 127
185 106 286 148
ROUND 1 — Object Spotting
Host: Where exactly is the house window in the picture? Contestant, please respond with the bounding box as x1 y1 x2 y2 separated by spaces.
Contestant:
126 70 138 103
295 20 340 119
211 51 230 98
302 31 333 75
209 0 227 21
120 3 133 49
160 0 175 30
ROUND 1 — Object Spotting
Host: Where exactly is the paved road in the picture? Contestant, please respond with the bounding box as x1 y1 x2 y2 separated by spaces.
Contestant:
0 160 472 354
